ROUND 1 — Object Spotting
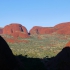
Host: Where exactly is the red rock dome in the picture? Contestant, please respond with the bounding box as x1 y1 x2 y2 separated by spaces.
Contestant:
30 22 70 35
3 23 29 38
29 26 56 35
54 22 70 34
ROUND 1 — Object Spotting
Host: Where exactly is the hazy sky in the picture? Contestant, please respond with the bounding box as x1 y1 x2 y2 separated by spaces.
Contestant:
0 0 70 31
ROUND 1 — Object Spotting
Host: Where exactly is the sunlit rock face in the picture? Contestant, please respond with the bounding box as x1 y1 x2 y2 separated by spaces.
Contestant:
29 22 70 35
29 26 56 35
3 23 29 38
54 22 70 34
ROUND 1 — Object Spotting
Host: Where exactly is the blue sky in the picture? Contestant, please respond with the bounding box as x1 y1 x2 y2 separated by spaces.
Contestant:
0 0 70 31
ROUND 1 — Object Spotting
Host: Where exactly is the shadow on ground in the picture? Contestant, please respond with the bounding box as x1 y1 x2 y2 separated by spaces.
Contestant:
16 47 70 70
16 55 47 70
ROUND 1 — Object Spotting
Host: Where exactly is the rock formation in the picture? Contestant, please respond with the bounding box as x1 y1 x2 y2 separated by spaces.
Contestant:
0 36 24 70
29 26 56 35
29 22 70 35
54 22 70 34
1 22 70 37
46 46 70 70
3 23 29 38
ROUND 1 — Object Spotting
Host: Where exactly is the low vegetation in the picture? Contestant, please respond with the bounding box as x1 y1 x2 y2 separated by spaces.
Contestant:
2 34 70 58
1 34 70 70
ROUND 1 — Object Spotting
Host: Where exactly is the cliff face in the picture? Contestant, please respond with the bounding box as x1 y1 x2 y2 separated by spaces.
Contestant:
3 23 29 38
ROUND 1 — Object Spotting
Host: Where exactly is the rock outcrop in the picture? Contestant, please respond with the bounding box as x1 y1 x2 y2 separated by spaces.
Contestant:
0 36 24 70
1 22 70 37
29 26 56 35
29 22 70 35
3 23 29 38
46 46 70 70
54 22 70 34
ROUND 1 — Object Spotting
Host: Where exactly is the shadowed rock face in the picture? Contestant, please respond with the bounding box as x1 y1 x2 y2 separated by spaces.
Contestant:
0 36 22 70
46 47 70 70
3 23 29 38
